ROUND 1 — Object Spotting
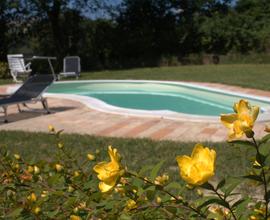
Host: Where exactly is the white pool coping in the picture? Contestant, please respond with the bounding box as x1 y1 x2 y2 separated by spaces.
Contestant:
7 80 270 123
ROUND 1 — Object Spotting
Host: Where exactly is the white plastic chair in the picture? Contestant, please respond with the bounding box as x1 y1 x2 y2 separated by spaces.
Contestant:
58 56 81 80
7 54 32 82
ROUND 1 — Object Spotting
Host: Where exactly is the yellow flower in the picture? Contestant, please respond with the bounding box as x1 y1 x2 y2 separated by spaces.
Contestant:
176 144 216 186
220 99 259 139
27 193 37 202
87 153 95 161
154 174 169 185
125 199 137 211
70 215 82 220
93 146 124 192
55 164 64 172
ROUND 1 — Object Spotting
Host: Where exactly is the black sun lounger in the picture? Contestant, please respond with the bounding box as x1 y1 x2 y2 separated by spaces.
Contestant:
0 74 54 123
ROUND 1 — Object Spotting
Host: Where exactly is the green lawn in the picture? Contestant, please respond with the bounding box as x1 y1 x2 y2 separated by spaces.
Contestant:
1 64 270 90
80 64 270 91
0 130 254 182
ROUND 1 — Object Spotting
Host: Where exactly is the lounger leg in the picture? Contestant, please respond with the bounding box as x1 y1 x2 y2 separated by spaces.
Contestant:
3 106 8 123
41 98 50 114
17 104 22 112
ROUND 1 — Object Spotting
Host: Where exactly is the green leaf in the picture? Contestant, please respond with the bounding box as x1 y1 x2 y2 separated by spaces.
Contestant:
256 152 266 166
199 198 230 209
229 140 254 148
56 129 64 138
200 182 215 191
224 178 241 197
146 190 156 201
132 178 143 188
207 212 223 220
234 197 251 218
243 175 263 183
119 214 132 220
165 181 183 190
138 165 153 176
264 190 270 201
105 201 114 210
165 206 177 215
232 198 246 208
6 208 23 218
46 210 59 218
150 160 165 181
197 198 223 209
216 179 226 190
260 134 270 144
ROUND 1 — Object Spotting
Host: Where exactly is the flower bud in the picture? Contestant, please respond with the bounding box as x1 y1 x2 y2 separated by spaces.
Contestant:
154 174 169 185
33 207 41 214
73 207 79 213
78 202 86 209
33 165 40 174
48 125 55 133
196 189 203 196
156 196 162 204
27 193 37 202
58 142 64 149
70 215 81 220
55 164 63 172
41 191 48 198
87 153 95 161
14 154 21 160
125 199 137 211
74 171 80 177
28 166 34 173
68 185 75 192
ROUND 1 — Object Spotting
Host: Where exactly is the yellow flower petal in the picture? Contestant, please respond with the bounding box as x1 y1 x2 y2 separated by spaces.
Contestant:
220 114 237 128
220 100 259 140
176 144 216 186
99 180 116 192
93 146 123 193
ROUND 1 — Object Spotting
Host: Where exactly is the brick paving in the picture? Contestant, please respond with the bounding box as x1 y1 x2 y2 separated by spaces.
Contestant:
0 82 269 142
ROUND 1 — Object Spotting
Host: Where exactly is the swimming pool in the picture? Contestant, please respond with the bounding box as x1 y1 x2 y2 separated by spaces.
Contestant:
47 80 270 121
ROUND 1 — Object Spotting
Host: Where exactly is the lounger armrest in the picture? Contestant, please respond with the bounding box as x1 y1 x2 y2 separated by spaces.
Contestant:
25 62 31 70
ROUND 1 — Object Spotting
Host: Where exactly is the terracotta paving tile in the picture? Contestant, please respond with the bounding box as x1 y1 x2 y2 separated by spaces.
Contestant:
200 127 218 136
95 120 132 136
123 119 161 137
149 122 181 140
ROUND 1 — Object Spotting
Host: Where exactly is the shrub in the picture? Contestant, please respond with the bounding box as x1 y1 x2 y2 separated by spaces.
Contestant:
0 62 9 79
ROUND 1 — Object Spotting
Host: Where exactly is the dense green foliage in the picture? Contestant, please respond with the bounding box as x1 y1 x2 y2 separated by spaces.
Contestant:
1 0 270 70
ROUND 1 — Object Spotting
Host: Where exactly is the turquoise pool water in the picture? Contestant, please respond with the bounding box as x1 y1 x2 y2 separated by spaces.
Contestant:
48 81 270 116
